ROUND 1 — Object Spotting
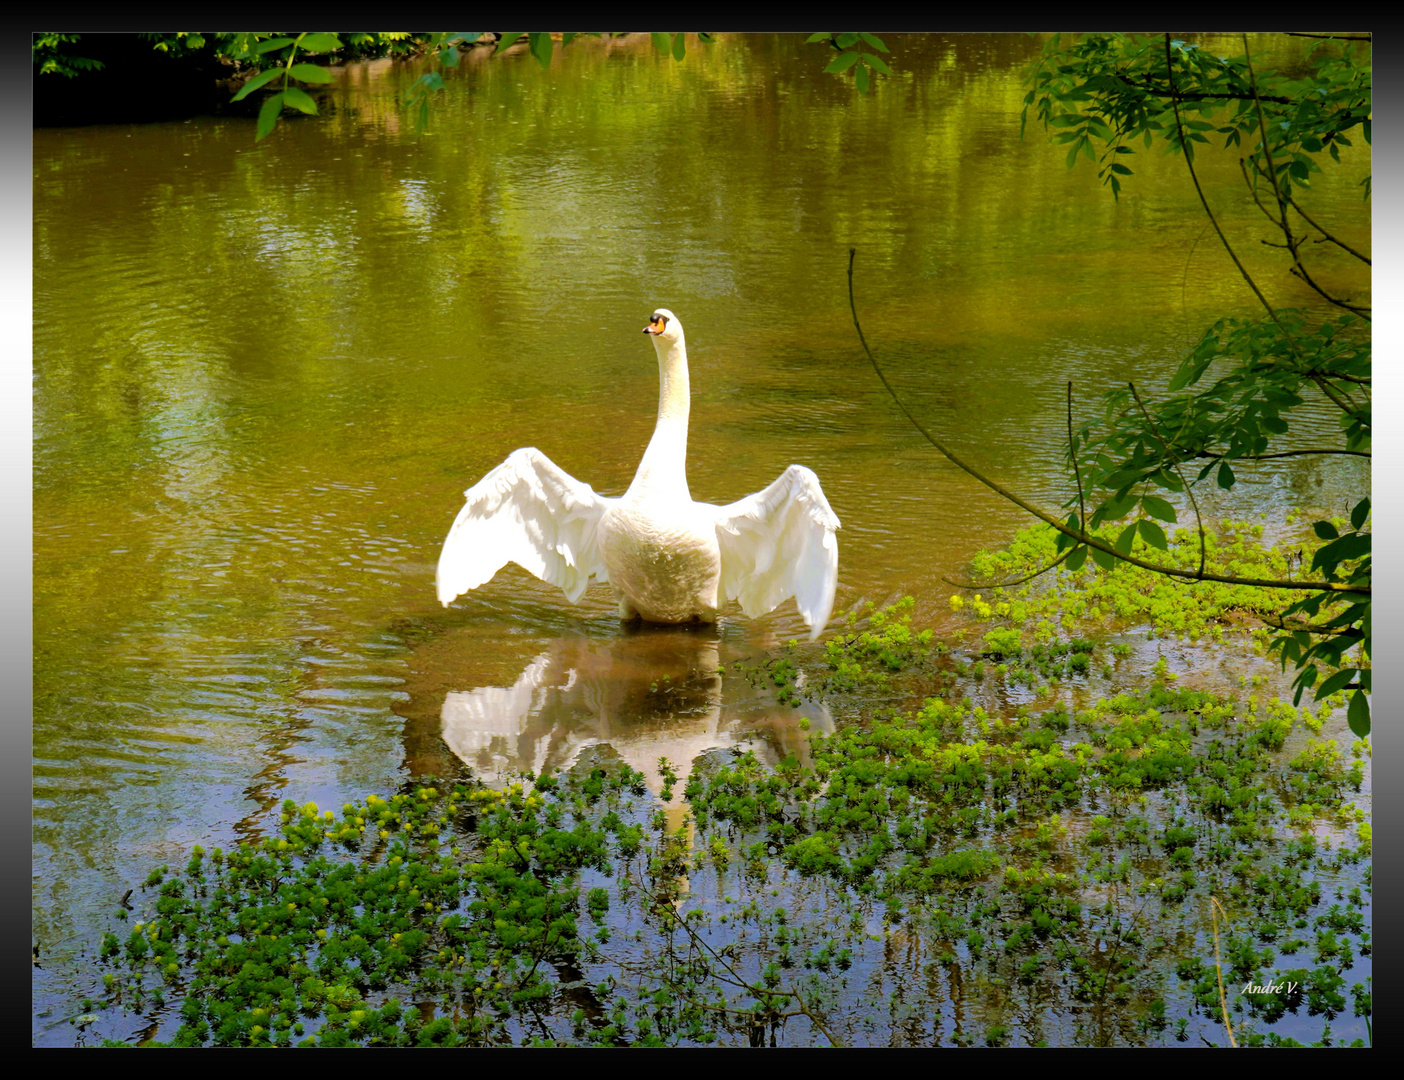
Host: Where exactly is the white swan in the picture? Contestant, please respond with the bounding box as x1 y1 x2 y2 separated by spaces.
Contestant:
435 309 840 640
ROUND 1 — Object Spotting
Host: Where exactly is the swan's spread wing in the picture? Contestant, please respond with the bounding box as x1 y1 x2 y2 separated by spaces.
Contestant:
711 465 840 641
436 447 615 606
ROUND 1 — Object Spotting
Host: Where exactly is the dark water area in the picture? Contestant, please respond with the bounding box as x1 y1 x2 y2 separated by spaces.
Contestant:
33 33 1369 1045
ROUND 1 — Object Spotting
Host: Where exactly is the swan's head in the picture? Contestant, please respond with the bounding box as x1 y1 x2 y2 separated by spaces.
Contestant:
643 308 684 346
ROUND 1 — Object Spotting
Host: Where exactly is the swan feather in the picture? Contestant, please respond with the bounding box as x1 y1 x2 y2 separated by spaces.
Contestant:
436 447 615 607
711 464 840 640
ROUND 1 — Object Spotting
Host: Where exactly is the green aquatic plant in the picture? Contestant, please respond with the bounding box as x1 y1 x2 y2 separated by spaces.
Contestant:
85 566 1369 1047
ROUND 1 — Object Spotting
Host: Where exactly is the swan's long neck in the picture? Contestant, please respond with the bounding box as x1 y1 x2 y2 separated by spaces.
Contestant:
629 334 691 499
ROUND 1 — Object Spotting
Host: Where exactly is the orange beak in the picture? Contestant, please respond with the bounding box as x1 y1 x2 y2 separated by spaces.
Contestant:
644 316 665 335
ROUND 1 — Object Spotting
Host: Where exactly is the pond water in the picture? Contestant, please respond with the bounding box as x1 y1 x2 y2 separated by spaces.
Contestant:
32 33 1369 1044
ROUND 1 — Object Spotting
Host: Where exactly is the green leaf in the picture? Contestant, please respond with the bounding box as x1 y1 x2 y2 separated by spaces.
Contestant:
824 50 861 74
863 52 892 76
1141 495 1176 523
1351 497 1370 530
651 32 672 55
1347 691 1370 737
672 32 686 62
859 33 889 53
441 45 460 68
855 62 869 94
288 63 333 84
1114 523 1138 556
255 37 295 55
805 33 831 44
1138 519 1168 550
1066 545 1088 572
1216 461 1235 490
528 32 553 68
835 33 859 49
1314 668 1357 699
231 67 282 101
282 85 317 115
1313 520 1339 540
495 34 521 54
1311 532 1371 574
299 33 342 54
256 92 284 140
1054 513 1079 553
1090 545 1116 571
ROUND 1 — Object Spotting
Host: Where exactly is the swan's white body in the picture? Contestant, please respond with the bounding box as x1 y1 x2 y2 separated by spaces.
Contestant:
436 310 840 640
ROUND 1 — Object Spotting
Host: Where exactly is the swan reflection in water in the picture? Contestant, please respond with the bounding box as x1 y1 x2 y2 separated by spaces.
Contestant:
433 625 833 814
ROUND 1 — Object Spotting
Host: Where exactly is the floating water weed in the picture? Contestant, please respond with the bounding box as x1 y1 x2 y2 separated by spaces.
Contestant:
88 545 1368 1045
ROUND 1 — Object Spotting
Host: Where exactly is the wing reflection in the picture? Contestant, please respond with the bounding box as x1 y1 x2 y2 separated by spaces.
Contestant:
438 626 833 800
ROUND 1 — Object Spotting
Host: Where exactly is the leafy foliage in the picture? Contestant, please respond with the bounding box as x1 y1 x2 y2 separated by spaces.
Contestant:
1023 33 1370 203
33 33 104 78
1021 33 1370 731
806 33 891 95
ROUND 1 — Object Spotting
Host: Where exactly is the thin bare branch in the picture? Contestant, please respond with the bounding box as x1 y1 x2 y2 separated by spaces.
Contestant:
943 548 1072 591
1192 448 1370 461
1239 157 1285 230
847 248 1364 596
1162 35 1361 419
1115 72 1293 105
1068 381 1087 531
1240 37 1370 319
1210 897 1238 1048
1288 264 1372 316
1283 32 1371 41
1307 369 1370 385
1129 381 1206 577
1279 179 1371 265
1258 612 1355 635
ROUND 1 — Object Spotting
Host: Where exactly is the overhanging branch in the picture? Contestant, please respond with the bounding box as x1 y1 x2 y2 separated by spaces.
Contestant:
846 248 1365 597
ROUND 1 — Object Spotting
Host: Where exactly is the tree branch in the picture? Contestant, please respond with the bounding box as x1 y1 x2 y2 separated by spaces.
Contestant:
1129 381 1206 577
1273 167 1371 266
1115 72 1293 105
1258 612 1351 636
1210 897 1238 1048
1191 448 1370 461
942 548 1072 591
847 248 1364 596
1163 34 1361 419
1068 381 1087 532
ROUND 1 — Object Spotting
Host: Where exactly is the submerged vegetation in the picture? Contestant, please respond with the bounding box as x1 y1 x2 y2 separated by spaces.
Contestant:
82 520 1369 1047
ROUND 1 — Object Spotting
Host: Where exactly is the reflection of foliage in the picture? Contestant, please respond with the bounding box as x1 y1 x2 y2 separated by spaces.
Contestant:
36 33 889 136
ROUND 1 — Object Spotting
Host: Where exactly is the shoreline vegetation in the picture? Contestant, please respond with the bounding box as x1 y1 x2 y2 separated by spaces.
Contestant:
78 518 1371 1047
